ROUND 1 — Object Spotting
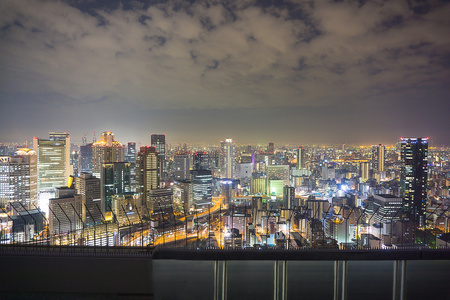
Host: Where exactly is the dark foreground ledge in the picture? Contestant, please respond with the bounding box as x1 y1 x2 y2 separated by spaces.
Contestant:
152 247 450 261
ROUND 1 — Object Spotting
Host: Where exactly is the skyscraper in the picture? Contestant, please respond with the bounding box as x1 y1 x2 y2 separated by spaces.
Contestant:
101 162 131 213
372 144 385 173
401 137 428 228
92 131 124 178
79 143 93 174
221 139 235 179
151 134 165 182
0 148 37 209
360 162 370 183
136 146 159 208
125 142 136 164
76 173 101 226
33 132 71 210
174 153 190 181
297 147 305 170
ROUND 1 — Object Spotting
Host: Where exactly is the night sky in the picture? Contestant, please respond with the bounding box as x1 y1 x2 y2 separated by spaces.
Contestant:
1 0 449 146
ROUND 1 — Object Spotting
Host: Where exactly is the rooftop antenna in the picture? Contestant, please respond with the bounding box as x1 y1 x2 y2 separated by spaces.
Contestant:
93 131 97 143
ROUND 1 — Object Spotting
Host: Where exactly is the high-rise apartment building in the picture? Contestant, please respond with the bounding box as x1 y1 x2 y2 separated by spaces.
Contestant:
360 162 370 183
401 137 428 228
372 144 385 173
151 134 165 182
92 132 123 177
297 147 305 170
136 146 159 208
221 139 235 179
76 173 101 225
33 132 71 208
0 149 37 209
101 162 131 213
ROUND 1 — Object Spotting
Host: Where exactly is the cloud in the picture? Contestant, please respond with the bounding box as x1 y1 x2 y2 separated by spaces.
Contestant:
0 0 449 144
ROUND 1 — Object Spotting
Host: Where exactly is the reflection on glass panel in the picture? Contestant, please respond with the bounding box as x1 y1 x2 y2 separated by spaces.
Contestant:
287 261 334 300
406 260 450 300
153 260 214 300
347 261 393 300
227 261 274 300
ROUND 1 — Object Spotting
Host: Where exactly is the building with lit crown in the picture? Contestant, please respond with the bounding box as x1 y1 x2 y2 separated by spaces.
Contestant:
92 132 123 178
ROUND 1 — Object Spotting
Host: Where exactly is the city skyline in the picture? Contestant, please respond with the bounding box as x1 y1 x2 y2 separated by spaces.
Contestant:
1 0 450 145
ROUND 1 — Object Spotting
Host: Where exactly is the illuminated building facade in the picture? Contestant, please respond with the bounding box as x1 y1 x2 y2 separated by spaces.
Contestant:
174 153 190 181
373 194 402 223
221 139 235 179
266 165 290 186
297 147 305 169
92 132 123 178
372 144 385 173
101 162 131 213
360 162 370 183
136 146 159 208
33 133 71 204
0 149 37 209
76 173 101 225
192 169 213 208
151 134 166 182
401 137 428 228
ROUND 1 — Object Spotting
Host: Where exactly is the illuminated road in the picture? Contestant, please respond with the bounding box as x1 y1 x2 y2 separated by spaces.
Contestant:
179 197 224 222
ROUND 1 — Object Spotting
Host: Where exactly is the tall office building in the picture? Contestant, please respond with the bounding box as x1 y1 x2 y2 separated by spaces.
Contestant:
33 133 71 211
151 134 166 182
174 153 190 181
372 144 385 173
70 150 79 178
125 142 137 191
79 143 93 174
401 137 428 228
0 149 37 209
76 173 101 226
136 146 159 208
101 162 131 213
125 142 137 164
92 132 123 178
192 169 213 208
297 147 305 170
221 139 235 179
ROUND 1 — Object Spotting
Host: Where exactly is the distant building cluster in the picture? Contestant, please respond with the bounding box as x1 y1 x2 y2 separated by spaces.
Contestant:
1 133 449 249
